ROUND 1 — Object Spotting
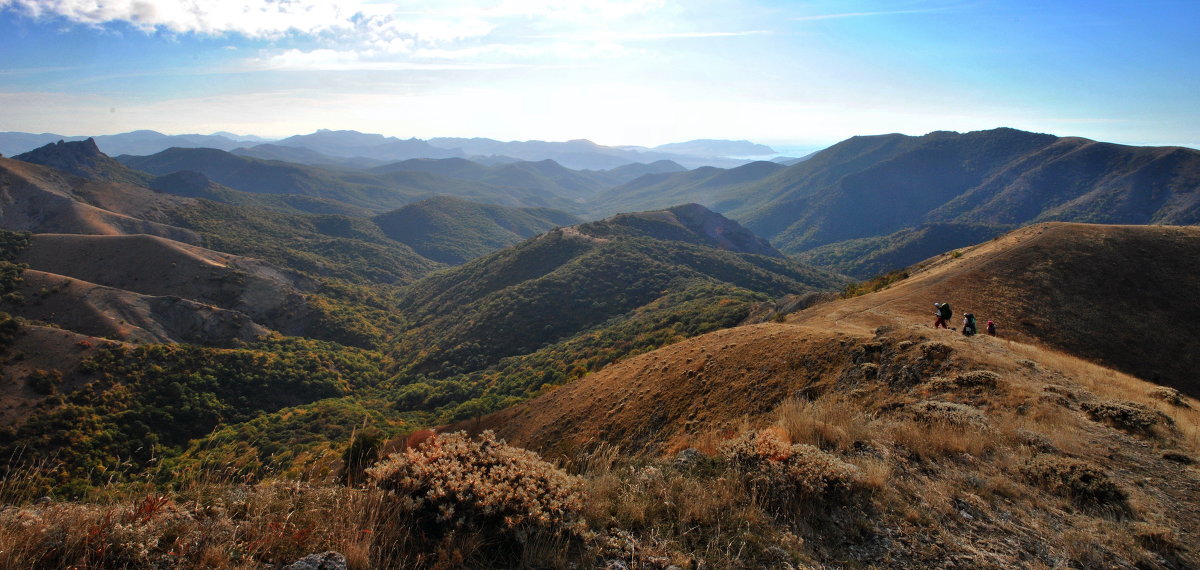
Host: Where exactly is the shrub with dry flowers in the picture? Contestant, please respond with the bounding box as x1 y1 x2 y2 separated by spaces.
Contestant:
367 430 586 537
720 430 862 507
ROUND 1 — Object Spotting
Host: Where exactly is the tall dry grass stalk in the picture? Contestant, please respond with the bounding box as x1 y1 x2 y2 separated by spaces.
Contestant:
773 395 874 451
1007 342 1200 453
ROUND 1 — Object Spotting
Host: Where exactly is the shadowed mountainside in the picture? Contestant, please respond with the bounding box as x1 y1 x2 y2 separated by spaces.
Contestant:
120 147 584 213
730 129 1200 264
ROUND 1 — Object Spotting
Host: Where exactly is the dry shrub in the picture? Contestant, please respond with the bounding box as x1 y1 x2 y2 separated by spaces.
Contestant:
848 456 892 492
907 400 989 430
720 430 862 507
918 342 954 361
882 400 999 459
954 370 1001 388
1148 386 1189 408
1009 428 1058 453
367 430 586 544
774 396 874 451
1020 455 1129 514
1081 400 1174 436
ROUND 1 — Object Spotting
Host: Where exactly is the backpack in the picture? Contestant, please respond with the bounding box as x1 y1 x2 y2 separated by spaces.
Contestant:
939 303 953 319
963 313 977 336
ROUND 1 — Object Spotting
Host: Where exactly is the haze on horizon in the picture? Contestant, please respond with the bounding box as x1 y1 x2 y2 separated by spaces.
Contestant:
0 0 1197 151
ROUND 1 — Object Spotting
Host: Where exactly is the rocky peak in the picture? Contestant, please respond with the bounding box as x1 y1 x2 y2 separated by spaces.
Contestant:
15 138 151 185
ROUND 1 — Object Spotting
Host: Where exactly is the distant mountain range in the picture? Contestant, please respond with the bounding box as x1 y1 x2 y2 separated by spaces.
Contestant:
1 129 774 170
7 127 1198 281
614 127 1200 277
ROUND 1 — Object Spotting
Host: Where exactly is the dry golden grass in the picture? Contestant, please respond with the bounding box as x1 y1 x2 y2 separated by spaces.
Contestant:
773 396 873 451
1008 341 1200 453
0 480 394 569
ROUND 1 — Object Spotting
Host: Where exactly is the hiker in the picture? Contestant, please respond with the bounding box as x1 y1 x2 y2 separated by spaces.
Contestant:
986 320 996 336
933 302 952 329
962 313 978 336
931 303 950 331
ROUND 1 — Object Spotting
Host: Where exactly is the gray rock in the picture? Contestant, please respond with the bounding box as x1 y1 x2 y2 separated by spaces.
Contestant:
672 448 704 469
284 551 347 570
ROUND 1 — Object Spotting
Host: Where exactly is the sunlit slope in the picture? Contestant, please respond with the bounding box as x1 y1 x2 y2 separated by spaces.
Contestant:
460 222 1200 567
0 157 197 241
792 222 1200 395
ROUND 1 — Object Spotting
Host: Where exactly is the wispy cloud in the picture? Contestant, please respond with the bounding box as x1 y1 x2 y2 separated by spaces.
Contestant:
793 8 951 22
0 65 77 76
529 30 772 41
246 48 533 72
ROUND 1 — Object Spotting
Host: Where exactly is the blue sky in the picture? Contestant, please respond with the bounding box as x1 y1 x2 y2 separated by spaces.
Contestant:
0 0 1197 150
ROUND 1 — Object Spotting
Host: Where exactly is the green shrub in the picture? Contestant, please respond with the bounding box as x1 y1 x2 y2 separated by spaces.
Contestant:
26 369 62 395
841 269 908 298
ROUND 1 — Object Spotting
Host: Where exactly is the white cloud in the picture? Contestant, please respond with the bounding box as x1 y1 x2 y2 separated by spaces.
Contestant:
0 0 662 40
1 0 355 37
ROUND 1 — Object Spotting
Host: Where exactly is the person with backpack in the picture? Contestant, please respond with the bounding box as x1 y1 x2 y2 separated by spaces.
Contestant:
986 320 996 336
934 302 952 329
962 313 978 336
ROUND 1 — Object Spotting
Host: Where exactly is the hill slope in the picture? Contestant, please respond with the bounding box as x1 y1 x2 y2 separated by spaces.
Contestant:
385 205 844 420
462 222 1200 567
0 157 197 241
477 222 1200 448
122 147 583 213
714 128 1200 273
579 202 784 257
372 196 578 264
594 160 784 216
792 222 1200 395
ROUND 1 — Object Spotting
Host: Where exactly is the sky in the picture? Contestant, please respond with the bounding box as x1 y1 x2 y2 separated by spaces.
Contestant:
0 0 1197 151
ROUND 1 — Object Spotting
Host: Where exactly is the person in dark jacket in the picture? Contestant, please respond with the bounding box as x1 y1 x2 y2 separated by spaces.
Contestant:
934 302 952 329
